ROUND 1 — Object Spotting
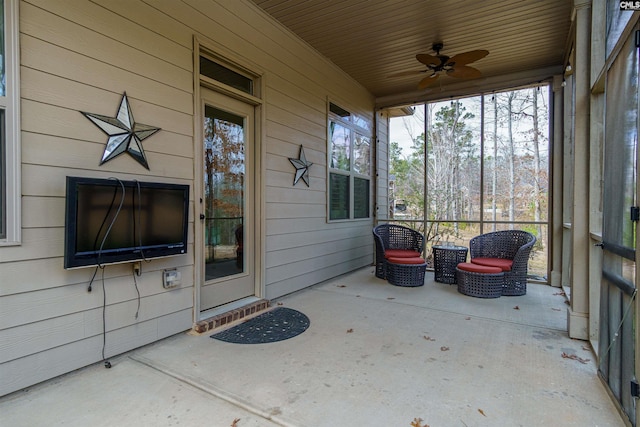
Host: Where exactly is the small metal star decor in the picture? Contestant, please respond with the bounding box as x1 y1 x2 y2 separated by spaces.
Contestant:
289 145 313 186
81 92 160 170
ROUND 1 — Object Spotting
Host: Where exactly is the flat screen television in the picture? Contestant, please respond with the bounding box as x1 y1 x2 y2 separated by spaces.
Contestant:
64 176 189 269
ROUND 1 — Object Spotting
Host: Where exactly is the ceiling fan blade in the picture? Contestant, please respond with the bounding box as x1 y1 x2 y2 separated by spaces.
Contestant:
388 69 426 78
446 65 483 79
416 53 440 67
418 73 440 89
448 50 489 66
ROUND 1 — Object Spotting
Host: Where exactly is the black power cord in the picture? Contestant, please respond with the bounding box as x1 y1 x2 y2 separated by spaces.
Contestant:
88 178 126 368
97 178 126 266
85 178 145 368
132 267 141 320
101 266 111 369
87 266 99 293
97 179 126 369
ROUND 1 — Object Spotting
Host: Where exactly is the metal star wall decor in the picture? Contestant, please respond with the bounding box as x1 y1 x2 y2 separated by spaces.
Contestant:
289 145 313 187
81 92 160 170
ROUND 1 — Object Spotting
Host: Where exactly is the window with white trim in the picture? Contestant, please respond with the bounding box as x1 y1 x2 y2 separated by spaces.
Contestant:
328 102 371 221
0 0 20 244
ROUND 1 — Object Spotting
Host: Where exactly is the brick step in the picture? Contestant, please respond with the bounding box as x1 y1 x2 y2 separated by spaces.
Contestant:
193 299 271 334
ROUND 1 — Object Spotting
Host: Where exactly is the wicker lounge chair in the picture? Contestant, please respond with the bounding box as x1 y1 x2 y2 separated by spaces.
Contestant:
372 224 424 279
469 230 536 296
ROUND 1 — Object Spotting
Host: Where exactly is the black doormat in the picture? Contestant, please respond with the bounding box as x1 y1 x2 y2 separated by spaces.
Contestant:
210 307 310 344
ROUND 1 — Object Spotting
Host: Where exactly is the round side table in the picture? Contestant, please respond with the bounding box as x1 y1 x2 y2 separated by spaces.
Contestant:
432 245 468 284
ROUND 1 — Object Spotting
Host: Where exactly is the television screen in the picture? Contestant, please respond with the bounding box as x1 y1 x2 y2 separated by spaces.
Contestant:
64 176 189 269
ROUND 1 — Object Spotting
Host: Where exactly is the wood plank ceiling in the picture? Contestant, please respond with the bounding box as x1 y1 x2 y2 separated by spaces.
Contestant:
249 0 573 107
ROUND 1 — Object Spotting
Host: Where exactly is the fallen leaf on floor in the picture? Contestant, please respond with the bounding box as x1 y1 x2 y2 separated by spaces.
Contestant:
554 291 566 296
440 346 449 351
561 352 590 364
337 284 347 288
387 297 396 300
423 336 436 341
231 418 240 427
478 409 486 417
465 317 471 320
513 306 520 310
582 345 590 351
347 328 354 333
410 417 429 427
551 308 561 311
277 302 283 306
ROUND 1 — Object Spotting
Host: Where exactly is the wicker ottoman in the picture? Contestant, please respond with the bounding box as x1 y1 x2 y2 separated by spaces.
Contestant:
386 257 427 287
456 262 504 298
381 249 422 279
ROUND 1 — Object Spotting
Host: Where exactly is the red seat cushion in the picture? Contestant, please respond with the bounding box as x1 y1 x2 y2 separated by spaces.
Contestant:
387 257 425 265
471 257 513 272
457 262 502 274
384 249 421 259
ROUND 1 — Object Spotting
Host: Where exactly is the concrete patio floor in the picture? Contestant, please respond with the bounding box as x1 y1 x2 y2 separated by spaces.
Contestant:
1 267 626 427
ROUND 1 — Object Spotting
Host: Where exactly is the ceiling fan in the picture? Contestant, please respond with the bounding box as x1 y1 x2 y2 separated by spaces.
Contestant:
392 43 489 89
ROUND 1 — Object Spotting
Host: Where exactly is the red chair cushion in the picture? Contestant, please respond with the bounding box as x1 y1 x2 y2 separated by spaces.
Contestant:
384 249 421 259
457 262 502 274
387 257 425 265
471 257 513 272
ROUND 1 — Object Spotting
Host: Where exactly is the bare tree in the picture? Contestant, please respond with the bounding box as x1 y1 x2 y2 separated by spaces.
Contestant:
203 114 245 260
531 88 543 240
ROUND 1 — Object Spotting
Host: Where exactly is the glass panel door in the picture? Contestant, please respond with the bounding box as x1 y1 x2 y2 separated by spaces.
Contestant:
200 89 255 312
204 104 244 280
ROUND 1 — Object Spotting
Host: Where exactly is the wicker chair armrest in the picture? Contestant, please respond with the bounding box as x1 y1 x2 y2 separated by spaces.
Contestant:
469 235 482 259
411 231 425 254
510 235 536 271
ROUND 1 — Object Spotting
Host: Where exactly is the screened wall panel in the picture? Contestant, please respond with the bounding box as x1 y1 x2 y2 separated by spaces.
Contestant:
389 85 550 278
599 26 638 426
